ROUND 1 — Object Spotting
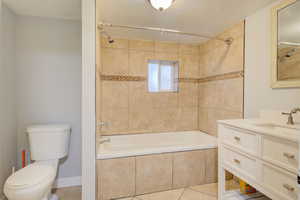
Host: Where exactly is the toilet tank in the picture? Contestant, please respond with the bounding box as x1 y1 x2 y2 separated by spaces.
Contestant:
27 124 71 161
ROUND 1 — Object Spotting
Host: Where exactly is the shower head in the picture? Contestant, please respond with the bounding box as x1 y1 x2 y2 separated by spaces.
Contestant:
107 36 114 44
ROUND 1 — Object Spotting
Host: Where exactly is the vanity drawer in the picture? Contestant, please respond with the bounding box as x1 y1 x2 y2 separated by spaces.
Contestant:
262 136 298 171
262 164 298 200
222 147 258 180
221 126 259 155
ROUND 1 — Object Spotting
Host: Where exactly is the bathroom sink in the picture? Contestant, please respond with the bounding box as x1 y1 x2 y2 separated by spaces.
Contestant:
253 122 299 134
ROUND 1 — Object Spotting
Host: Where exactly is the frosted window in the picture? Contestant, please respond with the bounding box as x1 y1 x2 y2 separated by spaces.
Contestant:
148 60 179 92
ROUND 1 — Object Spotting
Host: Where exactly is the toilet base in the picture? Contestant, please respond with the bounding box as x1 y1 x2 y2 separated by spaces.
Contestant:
49 194 59 200
42 193 59 200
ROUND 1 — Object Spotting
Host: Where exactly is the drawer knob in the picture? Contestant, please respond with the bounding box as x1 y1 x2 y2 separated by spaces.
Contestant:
283 184 295 192
234 136 241 141
234 159 241 164
283 152 295 159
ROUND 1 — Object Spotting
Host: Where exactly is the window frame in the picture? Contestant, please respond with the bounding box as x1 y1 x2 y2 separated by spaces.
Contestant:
148 59 179 93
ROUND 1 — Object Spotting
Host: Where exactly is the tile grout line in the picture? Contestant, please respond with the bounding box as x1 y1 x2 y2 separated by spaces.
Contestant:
188 187 218 198
177 188 186 200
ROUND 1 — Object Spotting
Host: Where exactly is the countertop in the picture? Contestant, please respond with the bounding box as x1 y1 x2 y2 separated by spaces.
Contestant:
218 118 300 143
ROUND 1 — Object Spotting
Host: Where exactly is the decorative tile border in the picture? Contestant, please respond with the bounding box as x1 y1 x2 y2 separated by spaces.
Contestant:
100 71 244 83
198 71 244 83
178 78 199 83
100 74 146 81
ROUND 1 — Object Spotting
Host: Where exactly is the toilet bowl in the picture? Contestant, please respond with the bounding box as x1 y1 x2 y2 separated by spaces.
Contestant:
4 124 71 200
4 163 56 200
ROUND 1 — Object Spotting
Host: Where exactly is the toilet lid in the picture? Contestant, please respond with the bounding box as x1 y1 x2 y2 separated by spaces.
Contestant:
6 164 55 189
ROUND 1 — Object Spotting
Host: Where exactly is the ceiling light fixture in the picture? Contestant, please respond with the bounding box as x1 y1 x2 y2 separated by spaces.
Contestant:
148 0 175 11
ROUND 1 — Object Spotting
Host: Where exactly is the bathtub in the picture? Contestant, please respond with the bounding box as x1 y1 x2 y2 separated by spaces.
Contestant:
97 131 217 159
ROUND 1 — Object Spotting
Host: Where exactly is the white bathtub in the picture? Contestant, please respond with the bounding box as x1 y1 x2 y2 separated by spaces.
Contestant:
97 131 217 159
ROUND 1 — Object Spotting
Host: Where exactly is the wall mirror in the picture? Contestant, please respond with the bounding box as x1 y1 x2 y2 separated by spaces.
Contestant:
271 0 300 88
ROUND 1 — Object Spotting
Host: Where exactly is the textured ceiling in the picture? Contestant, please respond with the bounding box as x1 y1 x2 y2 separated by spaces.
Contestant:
3 0 278 43
98 0 277 43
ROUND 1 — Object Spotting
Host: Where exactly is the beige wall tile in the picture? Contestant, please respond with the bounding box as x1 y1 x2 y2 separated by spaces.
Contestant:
221 36 244 74
129 82 152 108
199 50 221 77
199 108 223 136
101 107 129 134
155 41 179 54
223 78 244 112
128 82 155 131
176 107 198 131
197 21 244 137
136 154 173 195
179 83 198 107
102 81 129 108
151 107 179 131
207 109 224 136
129 106 154 132
205 149 218 184
179 54 199 78
150 92 178 108
173 150 206 189
101 37 129 49
98 22 244 135
155 52 179 61
129 50 154 76
199 82 218 109
129 40 155 52
179 44 199 55
198 108 209 133
223 110 243 120
102 48 129 75
98 158 135 200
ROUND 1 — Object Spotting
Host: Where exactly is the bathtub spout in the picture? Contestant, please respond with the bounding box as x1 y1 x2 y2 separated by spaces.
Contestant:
99 137 111 144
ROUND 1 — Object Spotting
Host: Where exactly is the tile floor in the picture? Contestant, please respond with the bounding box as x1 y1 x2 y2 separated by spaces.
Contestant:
54 181 239 200
54 186 82 200
119 183 218 200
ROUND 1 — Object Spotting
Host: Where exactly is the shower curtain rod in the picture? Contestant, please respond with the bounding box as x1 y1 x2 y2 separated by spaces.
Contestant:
98 22 233 45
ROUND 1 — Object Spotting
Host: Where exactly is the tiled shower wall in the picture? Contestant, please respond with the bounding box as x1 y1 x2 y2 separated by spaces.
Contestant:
98 38 200 135
198 22 245 136
97 21 244 136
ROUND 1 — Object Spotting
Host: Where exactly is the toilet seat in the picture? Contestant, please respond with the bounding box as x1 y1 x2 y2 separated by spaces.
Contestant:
4 164 56 200
5 163 56 189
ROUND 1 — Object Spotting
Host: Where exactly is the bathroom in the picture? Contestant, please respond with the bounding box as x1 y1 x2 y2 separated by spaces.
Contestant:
1 0 300 200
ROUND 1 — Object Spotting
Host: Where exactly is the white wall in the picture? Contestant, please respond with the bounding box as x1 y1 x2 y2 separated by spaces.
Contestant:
16 16 82 180
244 0 300 118
0 3 17 195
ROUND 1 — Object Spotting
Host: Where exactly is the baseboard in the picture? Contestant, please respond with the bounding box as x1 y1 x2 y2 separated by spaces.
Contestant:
54 176 82 188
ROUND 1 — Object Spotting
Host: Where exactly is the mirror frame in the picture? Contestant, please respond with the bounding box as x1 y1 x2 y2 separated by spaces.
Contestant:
271 0 300 88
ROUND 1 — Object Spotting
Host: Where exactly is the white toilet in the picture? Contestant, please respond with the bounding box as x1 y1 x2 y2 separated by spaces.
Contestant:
4 124 71 200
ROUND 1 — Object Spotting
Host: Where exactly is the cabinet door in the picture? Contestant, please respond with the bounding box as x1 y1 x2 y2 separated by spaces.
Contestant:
262 163 298 200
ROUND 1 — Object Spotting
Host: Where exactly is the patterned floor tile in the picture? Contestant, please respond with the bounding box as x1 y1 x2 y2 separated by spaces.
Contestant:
137 189 184 200
190 183 218 197
180 189 217 200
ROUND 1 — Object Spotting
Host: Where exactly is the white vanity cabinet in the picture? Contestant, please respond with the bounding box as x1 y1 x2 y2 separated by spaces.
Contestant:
218 121 299 200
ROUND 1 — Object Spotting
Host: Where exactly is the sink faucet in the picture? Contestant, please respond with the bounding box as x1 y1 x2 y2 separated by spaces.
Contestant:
282 107 300 125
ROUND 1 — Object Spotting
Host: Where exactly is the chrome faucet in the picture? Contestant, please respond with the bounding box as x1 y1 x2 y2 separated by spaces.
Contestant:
282 107 300 125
